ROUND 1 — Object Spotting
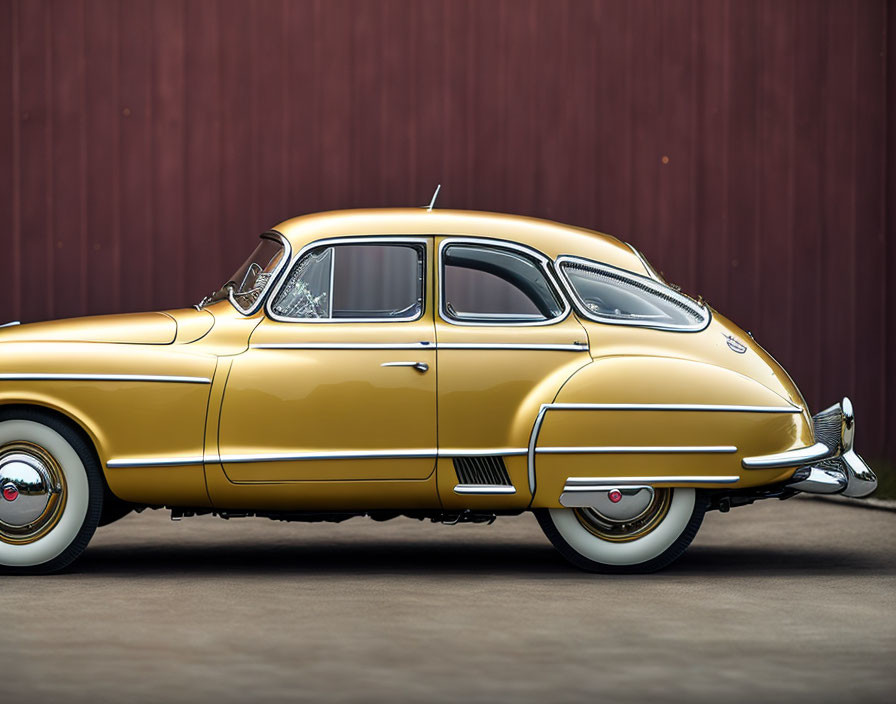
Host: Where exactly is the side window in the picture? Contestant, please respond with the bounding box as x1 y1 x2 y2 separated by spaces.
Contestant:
271 242 424 321
441 243 565 324
557 256 709 331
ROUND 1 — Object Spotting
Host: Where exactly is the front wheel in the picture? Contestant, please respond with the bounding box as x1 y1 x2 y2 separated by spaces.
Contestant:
0 410 103 574
535 488 706 573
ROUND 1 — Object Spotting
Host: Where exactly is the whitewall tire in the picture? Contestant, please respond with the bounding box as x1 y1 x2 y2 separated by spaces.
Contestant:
536 488 707 573
0 410 103 573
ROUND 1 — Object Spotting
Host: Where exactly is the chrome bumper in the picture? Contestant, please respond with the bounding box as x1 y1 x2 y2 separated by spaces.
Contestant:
780 398 877 498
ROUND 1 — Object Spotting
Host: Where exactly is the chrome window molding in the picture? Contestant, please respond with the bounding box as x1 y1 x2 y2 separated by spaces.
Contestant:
437 237 572 328
0 373 211 384
526 401 800 494
536 445 737 454
453 484 517 495
554 255 711 333
228 230 292 317
741 441 830 469
265 236 429 324
624 243 665 282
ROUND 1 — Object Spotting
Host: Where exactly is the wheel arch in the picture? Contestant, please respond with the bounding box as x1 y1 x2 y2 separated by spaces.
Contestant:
0 400 112 495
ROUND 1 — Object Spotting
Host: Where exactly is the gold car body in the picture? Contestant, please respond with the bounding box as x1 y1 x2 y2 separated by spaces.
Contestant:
0 209 819 513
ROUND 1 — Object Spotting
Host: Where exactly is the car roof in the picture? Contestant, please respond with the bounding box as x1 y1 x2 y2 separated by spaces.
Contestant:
273 208 648 275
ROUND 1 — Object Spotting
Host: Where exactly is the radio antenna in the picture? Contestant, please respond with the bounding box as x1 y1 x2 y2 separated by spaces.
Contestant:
425 184 441 212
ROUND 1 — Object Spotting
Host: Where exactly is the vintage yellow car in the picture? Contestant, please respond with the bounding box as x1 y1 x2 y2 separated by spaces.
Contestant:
0 208 877 574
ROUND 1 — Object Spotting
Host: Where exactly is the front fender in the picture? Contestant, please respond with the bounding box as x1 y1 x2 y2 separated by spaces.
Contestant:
0 341 217 506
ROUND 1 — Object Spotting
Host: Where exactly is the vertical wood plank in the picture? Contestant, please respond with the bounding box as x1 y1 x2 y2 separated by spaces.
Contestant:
0 0 16 321
756 0 795 368
284 0 317 217
184 0 221 301
853 0 887 453
151 0 185 310
50 0 85 319
84 0 119 315
820 0 857 404
316 0 352 210
17 0 52 322
118 0 153 313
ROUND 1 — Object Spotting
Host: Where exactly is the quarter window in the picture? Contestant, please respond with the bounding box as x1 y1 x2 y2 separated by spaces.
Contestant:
557 257 709 331
441 243 564 324
271 242 424 320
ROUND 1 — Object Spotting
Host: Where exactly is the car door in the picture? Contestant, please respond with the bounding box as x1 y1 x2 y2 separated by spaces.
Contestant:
216 236 437 485
434 237 592 504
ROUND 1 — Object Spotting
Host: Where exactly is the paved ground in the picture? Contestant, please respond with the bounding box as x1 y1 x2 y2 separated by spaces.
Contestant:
2 498 894 704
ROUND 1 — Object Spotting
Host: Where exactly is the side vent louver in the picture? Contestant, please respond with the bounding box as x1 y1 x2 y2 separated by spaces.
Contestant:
453 456 512 486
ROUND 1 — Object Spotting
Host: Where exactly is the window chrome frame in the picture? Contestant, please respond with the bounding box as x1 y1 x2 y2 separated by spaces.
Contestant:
554 254 711 333
265 236 429 324
227 230 293 317
437 237 571 328
625 242 665 283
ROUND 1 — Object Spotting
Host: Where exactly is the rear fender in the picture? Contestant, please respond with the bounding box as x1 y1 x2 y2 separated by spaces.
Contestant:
530 356 812 507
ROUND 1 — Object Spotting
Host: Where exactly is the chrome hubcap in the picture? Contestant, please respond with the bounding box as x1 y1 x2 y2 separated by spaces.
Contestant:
0 443 66 544
574 487 672 543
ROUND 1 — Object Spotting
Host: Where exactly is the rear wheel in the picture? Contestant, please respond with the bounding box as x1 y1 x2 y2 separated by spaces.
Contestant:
535 487 706 573
0 410 103 574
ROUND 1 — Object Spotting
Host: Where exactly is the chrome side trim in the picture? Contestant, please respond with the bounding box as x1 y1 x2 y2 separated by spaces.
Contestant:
546 402 800 413
453 484 517 495
437 342 588 352
741 442 830 469
563 475 741 488
537 445 737 454
252 342 434 350
437 236 572 327
107 456 206 468
441 448 528 457
108 447 531 469
0 373 212 384
0 321 21 328
251 342 586 352
219 449 439 463
526 401 799 496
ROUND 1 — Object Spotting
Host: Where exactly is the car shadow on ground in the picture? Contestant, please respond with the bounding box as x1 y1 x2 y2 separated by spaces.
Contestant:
56 540 888 579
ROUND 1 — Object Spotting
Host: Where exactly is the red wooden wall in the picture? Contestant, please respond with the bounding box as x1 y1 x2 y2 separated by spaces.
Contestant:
0 0 893 462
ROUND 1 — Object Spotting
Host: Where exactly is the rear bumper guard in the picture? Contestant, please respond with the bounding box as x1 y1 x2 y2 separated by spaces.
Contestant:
744 397 877 498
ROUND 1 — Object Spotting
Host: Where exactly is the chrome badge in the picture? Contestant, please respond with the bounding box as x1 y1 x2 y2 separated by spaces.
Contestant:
724 334 747 354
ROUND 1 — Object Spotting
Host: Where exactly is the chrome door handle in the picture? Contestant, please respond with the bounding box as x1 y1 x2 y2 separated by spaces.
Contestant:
381 361 429 373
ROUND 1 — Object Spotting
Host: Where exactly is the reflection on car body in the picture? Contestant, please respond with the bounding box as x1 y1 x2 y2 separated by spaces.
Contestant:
0 207 877 574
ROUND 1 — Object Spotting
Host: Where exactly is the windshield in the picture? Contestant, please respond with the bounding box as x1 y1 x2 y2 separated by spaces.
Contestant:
199 233 288 313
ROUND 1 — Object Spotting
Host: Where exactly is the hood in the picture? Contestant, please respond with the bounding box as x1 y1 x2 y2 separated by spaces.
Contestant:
0 309 214 345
